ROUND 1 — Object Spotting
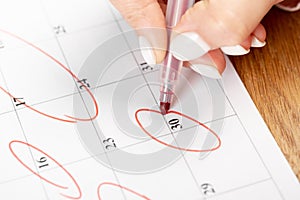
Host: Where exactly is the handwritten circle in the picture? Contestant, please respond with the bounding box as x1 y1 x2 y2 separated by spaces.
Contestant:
74 28 226 173
135 108 221 152
97 182 150 200
9 140 82 199
0 29 99 123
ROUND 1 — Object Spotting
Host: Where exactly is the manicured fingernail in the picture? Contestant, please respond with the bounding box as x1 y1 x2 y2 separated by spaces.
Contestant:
190 64 222 79
221 45 250 56
170 32 211 61
276 2 300 12
251 36 266 48
139 36 156 65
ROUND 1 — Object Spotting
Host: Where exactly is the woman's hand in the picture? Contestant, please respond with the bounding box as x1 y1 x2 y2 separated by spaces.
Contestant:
110 0 283 79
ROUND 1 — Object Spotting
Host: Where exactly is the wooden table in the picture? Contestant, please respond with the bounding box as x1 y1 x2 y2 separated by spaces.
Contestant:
230 7 300 180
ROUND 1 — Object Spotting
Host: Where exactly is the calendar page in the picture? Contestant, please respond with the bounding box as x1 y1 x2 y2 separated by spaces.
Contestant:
0 0 299 199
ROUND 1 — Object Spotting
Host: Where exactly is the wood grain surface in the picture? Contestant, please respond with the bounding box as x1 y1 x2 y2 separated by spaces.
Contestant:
230 7 300 180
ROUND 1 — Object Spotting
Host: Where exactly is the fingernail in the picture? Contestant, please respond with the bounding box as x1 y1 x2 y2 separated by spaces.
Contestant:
276 2 300 12
170 32 211 61
251 36 266 48
190 64 222 79
221 45 250 56
139 36 156 65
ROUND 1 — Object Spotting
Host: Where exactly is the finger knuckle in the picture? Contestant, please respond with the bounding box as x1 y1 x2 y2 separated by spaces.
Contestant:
216 15 250 45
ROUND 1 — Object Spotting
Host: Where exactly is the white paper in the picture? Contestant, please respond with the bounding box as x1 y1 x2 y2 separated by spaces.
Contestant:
0 0 299 199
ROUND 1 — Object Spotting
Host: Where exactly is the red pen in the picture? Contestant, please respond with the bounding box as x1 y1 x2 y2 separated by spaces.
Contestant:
159 0 195 114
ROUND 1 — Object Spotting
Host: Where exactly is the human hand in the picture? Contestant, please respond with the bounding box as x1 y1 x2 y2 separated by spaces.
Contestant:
277 0 300 11
110 0 283 79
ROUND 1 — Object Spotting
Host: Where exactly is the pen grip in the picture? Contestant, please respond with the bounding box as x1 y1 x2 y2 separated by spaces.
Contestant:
166 0 195 28
159 0 195 104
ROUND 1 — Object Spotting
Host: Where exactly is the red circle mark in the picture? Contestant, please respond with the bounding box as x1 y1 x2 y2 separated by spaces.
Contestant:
97 182 150 200
9 140 82 199
135 108 221 152
0 29 99 123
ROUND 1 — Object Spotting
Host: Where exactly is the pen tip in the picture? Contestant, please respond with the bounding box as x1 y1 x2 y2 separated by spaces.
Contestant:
160 102 170 115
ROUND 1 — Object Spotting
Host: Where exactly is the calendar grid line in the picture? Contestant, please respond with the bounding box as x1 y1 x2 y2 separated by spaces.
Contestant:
0 17 273 200
110 5 255 195
0 92 76 116
206 177 273 199
39 1 130 199
0 1 298 199
107 3 213 197
0 18 120 54
0 172 35 185
0 66 51 200
0 109 15 117
91 68 159 90
0 66 226 123
0 162 274 200
0 68 157 117
112 19 210 199
218 79 286 200
54 20 119 38
0 113 237 186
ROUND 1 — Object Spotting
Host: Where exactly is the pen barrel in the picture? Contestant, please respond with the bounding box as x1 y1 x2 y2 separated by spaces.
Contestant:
166 0 195 28
160 0 194 104
160 55 183 103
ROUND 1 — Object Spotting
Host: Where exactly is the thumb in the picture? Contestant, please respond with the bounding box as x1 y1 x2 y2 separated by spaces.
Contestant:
110 0 167 64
